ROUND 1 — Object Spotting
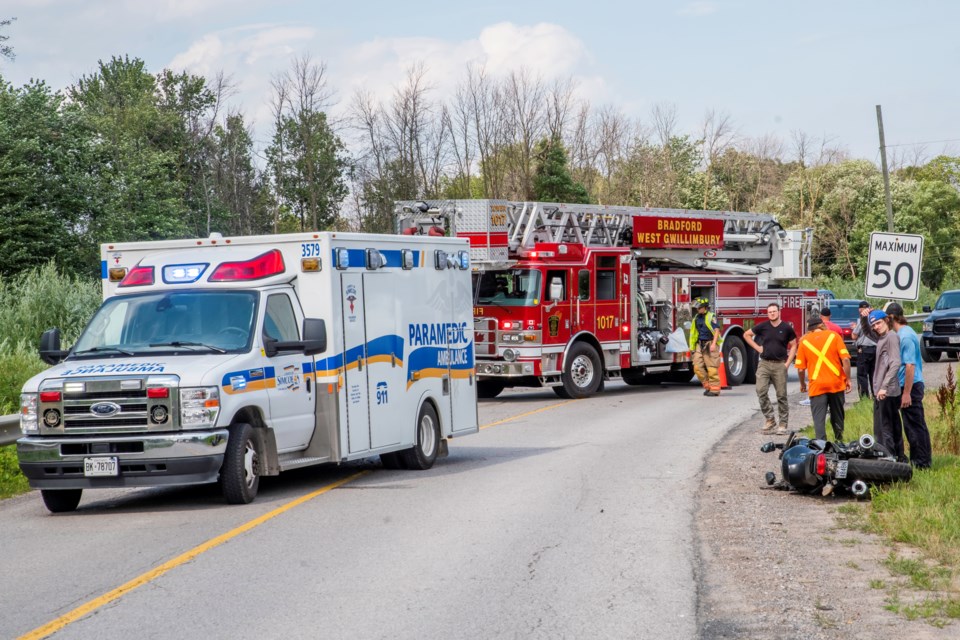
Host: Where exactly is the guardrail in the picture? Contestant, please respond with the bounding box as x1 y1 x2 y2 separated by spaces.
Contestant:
1 414 20 447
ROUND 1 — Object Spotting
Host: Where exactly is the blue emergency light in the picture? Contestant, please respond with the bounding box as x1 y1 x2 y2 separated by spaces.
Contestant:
162 263 208 283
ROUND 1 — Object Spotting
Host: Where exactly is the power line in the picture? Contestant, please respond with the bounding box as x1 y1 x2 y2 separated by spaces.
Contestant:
884 137 960 148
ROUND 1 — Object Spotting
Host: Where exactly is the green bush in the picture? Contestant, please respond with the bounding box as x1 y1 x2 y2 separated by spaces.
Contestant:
0 445 30 499
0 263 100 412
0 261 101 347
0 339 46 413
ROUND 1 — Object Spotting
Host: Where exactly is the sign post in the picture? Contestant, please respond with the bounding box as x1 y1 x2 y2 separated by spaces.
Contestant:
865 232 924 301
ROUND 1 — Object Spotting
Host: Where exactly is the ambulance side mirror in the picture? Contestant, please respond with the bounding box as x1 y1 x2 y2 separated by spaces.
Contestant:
301 318 327 355
263 319 326 357
39 328 69 365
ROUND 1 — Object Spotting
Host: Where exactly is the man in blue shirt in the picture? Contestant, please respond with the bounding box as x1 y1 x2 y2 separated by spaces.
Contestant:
886 302 932 469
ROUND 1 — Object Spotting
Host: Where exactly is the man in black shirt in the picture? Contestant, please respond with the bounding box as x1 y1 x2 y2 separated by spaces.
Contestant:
744 303 798 435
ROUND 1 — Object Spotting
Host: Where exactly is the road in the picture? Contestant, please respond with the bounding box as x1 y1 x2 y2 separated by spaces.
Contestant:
1 379 765 640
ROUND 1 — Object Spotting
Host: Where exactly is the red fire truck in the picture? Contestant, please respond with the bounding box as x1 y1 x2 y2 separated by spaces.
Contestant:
395 200 821 399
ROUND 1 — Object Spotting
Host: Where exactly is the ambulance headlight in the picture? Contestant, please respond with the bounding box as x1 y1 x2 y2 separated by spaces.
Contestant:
20 393 39 434
179 387 220 429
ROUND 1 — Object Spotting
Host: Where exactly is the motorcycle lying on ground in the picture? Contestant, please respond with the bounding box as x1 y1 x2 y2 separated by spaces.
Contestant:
761 431 913 498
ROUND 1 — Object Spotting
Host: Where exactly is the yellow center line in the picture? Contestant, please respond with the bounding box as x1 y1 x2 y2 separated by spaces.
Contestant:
18 471 367 640
21 399 574 639
479 399 577 430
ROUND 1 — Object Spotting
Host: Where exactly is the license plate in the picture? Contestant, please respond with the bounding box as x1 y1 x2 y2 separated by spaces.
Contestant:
949 336 960 344
835 460 848 479
84 457 118 477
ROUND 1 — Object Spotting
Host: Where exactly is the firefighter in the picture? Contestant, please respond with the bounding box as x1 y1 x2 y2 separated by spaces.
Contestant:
689 297 722 396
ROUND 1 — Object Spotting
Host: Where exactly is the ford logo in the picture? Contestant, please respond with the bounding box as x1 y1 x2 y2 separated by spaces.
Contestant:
90 402 121 417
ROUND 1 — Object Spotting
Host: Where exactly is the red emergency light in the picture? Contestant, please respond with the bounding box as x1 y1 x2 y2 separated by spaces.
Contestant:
118 265 155 288
39 391 62 403
209 250 285 282
147 387 170 399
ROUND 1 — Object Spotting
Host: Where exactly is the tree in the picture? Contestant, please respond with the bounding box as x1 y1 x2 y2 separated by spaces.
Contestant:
532 136 589 203
0 78 99 277
0 17 14 62
69 56 192 243
267 55 350 231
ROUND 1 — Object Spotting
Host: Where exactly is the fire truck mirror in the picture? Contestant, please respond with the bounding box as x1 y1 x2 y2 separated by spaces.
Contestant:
549 278 564 301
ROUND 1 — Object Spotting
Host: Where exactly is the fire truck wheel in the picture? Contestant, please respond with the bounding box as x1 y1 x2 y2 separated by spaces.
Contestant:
220 423 260 504
401 403 440 470
559 342 603 398
40 489 82 513
722 336 747 386
477 380 506 398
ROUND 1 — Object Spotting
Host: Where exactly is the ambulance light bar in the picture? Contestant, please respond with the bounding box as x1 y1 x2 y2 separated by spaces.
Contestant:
163 263 207 284
119 265 155 288
209 250 286 281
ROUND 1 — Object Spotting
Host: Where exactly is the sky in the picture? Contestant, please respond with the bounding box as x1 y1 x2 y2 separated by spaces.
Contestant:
1 0 958 165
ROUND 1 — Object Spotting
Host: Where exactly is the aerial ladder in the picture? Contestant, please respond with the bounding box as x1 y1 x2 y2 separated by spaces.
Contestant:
395 199 812 284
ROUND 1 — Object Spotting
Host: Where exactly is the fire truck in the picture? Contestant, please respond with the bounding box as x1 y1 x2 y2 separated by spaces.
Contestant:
395 200 821 399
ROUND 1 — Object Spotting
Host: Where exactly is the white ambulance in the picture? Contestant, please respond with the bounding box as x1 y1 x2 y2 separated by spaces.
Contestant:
17 232 478 512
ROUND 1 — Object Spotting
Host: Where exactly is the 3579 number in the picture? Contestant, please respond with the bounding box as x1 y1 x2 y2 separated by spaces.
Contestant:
301 242 321 258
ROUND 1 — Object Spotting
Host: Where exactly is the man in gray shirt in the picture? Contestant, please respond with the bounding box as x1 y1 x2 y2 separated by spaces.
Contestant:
870 309 903 459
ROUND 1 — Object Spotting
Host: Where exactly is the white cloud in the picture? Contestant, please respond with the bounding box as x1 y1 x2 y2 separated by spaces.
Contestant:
679 2 719 17
337 22 604 107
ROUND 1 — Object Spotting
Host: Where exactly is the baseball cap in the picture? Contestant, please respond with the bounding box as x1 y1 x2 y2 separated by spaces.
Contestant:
820 307 832 317
858 301 870 309
807 316 823 330
886 302 905 316
868 309 887 324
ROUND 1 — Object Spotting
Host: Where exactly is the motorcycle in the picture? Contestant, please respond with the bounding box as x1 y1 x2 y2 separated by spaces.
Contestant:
761 431 913 498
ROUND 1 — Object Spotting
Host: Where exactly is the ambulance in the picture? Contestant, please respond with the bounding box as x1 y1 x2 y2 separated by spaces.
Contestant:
17 232 478 512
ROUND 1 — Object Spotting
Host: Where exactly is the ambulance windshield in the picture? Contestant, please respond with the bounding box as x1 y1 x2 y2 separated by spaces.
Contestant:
73 290 258 355
473 269 542 307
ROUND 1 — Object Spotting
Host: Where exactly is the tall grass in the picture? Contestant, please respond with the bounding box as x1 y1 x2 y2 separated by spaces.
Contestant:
0 262 102 347
0 263 101 411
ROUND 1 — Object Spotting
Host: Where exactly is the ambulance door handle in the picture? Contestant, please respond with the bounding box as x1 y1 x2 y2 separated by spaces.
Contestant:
442 376 450 395
306 378 312 393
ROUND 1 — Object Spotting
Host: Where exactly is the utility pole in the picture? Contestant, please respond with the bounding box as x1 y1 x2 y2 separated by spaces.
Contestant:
876 105 894 232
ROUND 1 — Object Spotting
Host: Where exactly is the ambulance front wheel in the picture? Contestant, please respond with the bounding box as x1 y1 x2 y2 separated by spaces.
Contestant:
401 403 440 470
555 342 603 399
40 489 82 513
220 422 260 504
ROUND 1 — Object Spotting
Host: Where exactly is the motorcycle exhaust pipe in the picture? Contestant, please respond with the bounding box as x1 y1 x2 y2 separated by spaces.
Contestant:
859 434 875 450
850 480 869 497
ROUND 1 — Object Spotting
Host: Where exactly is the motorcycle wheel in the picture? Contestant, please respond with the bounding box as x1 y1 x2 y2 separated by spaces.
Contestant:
845 458 913 483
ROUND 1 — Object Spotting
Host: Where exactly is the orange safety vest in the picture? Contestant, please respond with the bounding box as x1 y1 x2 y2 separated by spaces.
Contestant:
795 329 850 396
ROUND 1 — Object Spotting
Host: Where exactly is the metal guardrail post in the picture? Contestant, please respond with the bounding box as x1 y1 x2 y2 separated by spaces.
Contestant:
0 414 20 447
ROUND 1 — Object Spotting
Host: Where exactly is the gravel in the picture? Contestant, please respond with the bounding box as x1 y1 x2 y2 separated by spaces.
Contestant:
695 360 955 639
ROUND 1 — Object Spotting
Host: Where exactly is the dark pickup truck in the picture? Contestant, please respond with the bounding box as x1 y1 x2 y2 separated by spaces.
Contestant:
921 290 960 362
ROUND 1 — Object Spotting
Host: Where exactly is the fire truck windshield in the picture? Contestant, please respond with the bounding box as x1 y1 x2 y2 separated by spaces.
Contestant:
473 269 542 307
73 290 258 356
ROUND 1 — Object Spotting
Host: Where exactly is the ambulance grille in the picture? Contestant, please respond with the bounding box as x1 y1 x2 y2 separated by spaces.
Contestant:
60 378 153 432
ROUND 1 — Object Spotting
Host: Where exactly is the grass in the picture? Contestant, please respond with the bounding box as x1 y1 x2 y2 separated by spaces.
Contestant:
0 445 30 500
831 387 960 625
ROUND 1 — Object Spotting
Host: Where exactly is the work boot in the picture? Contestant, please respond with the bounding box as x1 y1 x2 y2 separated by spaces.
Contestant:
775 425 788 435
704 390 719 397
760 418 776 434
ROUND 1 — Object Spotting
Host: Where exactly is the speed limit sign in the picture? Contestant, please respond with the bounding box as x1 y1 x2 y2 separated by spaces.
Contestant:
865 231 924 300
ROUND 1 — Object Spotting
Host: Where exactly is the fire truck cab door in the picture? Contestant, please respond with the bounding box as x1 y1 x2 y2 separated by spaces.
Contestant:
544 269 572 350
